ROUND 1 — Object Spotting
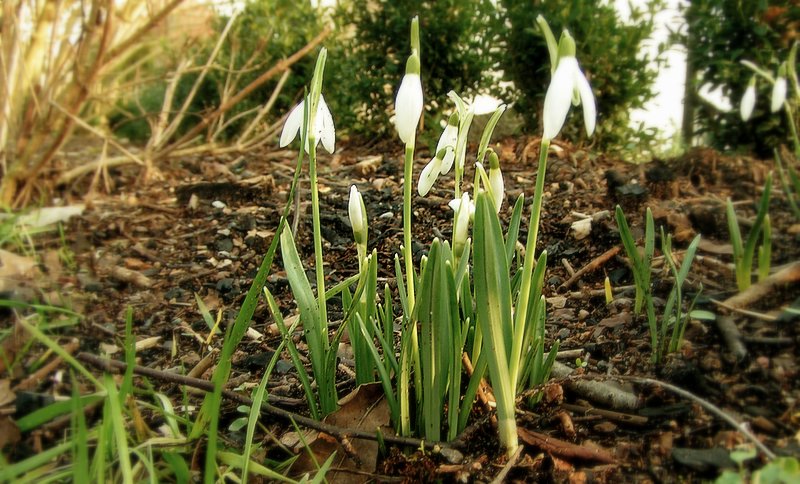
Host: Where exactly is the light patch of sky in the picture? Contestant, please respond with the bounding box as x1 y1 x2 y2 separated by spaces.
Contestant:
614 0 690 142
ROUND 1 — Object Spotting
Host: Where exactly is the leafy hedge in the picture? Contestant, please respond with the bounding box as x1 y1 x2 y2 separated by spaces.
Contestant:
325 0 500 143
498 0 662 149
677 0 798 155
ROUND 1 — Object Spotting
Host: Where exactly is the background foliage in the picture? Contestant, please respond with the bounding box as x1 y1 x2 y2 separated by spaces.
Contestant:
498 0 662 151
677 0 799 155
326 0 500 143
111 0 323 143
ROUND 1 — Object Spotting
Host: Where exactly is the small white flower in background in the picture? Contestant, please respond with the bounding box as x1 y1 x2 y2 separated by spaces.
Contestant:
436 113 459 174
280 94 335 153
348 185 367 248
771 64 787 113
487 151 505 212
740 76 757 121
449 192 474 257
418 148 452 196
542 30 596 140
395 54 424 144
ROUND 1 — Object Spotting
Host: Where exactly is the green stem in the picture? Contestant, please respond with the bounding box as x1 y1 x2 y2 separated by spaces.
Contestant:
309 140 334 414
403 144 416 311
785 106 800 159
528 139 551 252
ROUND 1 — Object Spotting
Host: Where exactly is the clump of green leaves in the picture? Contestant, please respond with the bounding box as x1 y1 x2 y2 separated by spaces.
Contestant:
616 206 701 363
726 174 772 291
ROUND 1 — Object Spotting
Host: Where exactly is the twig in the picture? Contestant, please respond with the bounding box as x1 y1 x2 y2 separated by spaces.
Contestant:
77 353 465 451
517 427 615 464
710 298 777 322
608 375 776 460
714 315 749 362
560 403 648 426
559 246 621 290
550 362 640 411
490 446 522 484
722 261 800 309
13 340 80 391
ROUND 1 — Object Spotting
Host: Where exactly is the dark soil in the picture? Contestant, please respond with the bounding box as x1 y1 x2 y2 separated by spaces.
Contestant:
4 137 800 482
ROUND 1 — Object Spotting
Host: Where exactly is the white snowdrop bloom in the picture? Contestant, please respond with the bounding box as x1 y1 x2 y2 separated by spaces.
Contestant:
395 54 423 144
436 113 459 174
418 148 452 197
449 192 474 256
771 75 787 113
487 152 505 213
542 31 595 140
348 185 367 246
279 94 335 153
740 78 757 121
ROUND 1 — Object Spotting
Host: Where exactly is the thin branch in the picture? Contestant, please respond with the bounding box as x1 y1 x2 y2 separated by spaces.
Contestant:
77 352 467 452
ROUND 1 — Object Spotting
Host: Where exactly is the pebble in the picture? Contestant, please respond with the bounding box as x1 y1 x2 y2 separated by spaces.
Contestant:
212 200 226 209
379 211 394 220
216 278 234 293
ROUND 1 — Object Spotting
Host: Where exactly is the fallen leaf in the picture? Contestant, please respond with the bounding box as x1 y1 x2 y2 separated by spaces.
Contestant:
289 383 392 482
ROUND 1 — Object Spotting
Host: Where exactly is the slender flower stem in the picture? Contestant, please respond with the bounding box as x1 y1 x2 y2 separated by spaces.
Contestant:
528 138 551 252
403 143 416 311
784 106 800 158
308 139 334 414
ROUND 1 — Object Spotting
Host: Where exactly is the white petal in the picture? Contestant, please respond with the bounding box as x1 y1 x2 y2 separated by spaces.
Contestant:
418 157 441 196
543 57 577 140
452 193 472 248
771 77 787 113
439 147 455 175
436 124 458 154
395 74 423 144
317 96 336 153
348 185 364 235
280 101 305 147
489 168 504 212
574 65 596 136
740 85 756 121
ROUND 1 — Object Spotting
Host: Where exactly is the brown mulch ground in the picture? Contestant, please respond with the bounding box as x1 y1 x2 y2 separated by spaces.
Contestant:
3 136 800 482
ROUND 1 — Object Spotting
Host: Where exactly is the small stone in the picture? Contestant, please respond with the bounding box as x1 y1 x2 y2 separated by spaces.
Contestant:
216 278 234 293
212 200 226 209
594 421 617 433
215 237 234 252
556 328 571 340
379 211 394 220
578 309 590 320
439 447 464 464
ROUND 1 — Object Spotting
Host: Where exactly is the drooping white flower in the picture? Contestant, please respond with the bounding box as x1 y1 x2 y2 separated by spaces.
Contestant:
279 94 335 153
395 54 424 144
436 113 459 174
348 185 367 247
449 192 474 257
771 72 787 113
542 31 595 140
418 148 452 196
740 77 757 121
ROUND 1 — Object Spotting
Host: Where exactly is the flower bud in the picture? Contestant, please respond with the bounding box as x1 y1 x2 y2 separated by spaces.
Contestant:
349 185 367 248
740 76 756 121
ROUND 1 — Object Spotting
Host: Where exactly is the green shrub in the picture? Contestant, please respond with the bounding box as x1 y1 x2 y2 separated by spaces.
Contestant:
327 0 500 142
677 0 798 155
498 0 661 150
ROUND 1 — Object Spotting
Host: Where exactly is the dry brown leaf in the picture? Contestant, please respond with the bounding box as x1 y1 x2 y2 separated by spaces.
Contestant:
289 383 392 482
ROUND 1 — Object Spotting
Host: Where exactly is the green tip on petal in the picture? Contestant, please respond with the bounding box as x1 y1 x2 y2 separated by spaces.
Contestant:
411 16 420 55
777 62 788 78
406 54 421 75
557 31 576 59
448 112 459 126
488 149 500 170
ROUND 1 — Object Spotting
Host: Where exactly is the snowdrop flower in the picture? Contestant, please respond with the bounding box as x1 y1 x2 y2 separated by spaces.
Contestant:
436 113 459 174
279 94 335 153
542 31 596 140
740 76 757 121
449 192 474 258
395 54 423 144
487 151 505 212
348 185 367 249
418 148 452 196
771 64 787 113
